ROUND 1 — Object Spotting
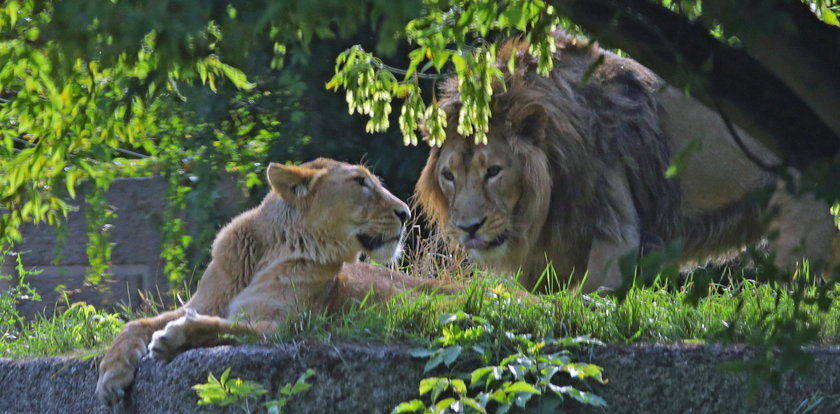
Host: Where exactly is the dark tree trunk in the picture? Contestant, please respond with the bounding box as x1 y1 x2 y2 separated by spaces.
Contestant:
551 0 840 170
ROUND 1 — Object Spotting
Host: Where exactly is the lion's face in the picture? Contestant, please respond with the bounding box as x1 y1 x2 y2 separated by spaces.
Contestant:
267 159 410 263
427 134 531 261
416 104 554 268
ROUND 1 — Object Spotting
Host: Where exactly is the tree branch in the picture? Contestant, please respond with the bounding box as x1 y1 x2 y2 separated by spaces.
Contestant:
703 0 840 138
551 0 840 170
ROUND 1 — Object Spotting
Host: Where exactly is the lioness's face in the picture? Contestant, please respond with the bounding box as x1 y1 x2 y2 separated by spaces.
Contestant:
433 136 525 259
267 159 410 263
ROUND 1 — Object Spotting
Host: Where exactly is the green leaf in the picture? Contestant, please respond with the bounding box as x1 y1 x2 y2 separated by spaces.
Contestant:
451 53 467 74
504 381 540 395
553 386 607 407
564 363 604 381
821 6 839 26
392 399 427 413
405 47 427 79
431 379 450 403
65 171 78 198
434 398 457 413
442 346 462 367
290 380 312 395
7 1 20 26
450 379 467 394
193 371 231 406
279 368 315 395
411 348 435 358
470 366 498 388
424 352 445 373
431 50 452 71
420 377 444 396
460 397 486 413
438 313 461 325
265 399 287 414
315 25 335 39
513 391 532 408
508 364 527 381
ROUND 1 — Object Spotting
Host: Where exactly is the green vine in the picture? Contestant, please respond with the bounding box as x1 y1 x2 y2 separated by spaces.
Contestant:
160 172 192 287
83 184 116 286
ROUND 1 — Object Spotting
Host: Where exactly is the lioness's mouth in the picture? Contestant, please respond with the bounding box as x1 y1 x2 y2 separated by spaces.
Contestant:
357 233 401 250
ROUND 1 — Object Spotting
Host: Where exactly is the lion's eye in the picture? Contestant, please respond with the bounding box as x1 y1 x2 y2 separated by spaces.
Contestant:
486 166 502 179
354 176 369 188
441 170 455 182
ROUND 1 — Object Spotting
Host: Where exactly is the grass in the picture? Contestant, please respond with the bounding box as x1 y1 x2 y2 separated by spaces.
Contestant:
3 261 838 412
0 300 124 359
3 261 840 359
262 271 840 347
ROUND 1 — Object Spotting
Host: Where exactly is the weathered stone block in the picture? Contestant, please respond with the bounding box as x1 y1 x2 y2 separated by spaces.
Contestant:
1 344 839 413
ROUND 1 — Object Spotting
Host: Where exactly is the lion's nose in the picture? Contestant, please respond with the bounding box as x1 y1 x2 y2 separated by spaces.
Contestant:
456 217 486 236
394 207 411 224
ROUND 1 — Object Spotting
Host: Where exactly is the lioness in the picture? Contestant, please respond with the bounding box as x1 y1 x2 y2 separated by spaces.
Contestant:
97 158 445 405
416 33 837 292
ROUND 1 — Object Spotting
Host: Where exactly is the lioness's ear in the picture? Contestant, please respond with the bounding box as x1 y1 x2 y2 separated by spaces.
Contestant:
266 163 326 202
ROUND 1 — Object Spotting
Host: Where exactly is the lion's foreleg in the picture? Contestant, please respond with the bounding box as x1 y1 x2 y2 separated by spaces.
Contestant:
326 263 463 312
147 310 278 361
767 187 837 277
584 229 640 292
583 169 642 292
96 308 186 406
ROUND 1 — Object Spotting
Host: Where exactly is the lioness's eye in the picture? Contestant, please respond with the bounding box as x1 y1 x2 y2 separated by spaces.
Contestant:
354 176 369 188
441 170 455 181
486 166 502 179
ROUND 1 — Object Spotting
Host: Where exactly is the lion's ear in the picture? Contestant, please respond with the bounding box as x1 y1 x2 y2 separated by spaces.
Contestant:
266 163 326 203
514 104 548 143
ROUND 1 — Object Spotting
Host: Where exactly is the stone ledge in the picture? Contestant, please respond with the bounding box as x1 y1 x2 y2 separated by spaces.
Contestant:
2 343 840 413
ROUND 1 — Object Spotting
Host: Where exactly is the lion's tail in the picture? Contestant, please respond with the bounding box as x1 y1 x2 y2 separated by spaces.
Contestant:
679 195 770 262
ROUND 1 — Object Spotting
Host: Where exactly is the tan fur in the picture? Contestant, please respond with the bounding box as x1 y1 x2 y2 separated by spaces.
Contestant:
97 158 453 406
416 33 837 292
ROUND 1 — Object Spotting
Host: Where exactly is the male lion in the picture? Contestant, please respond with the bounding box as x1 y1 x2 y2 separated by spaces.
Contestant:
416 33 837 292
97 158 445 405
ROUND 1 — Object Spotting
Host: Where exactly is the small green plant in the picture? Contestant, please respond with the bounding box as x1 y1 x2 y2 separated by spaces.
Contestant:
194 367 315 414
395 310 607 413
194 367 267 412
265 369 316 414
1 299 124 358
0 251 125 358
0 251 41 342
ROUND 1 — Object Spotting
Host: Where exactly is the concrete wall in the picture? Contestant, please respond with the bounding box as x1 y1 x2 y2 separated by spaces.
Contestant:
1 177 170 318
1 343 839 413
0 175 246 319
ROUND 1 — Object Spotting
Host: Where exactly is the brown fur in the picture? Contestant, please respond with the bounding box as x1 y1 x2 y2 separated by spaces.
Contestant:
416 33 837 292
97 158 455 406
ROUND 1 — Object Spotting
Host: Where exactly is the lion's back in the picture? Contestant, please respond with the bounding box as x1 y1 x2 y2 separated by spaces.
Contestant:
186 204 270 315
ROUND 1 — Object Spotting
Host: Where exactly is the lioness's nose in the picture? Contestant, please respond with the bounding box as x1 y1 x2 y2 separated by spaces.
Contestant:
457 217 486 235
394 207 411 224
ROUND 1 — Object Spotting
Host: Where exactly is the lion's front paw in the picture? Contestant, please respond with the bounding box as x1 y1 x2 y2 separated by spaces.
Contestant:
148 317 189 361
97 342 146 406
96 365 132 406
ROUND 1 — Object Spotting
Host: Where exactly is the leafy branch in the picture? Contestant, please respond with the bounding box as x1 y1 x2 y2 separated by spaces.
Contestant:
329 0 562 147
